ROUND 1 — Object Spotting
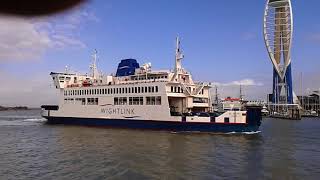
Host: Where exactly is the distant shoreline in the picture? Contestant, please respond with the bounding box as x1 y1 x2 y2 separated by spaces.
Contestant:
0 106 40 111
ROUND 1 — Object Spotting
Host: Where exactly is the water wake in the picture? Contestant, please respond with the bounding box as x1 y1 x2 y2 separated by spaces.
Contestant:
23 118 47 122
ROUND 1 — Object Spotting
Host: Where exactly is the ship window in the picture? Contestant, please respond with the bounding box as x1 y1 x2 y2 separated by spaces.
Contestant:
171 86 173 92
128 87 131 93
151 86 154 93
87 98 92 105
178 87 180 93
146 96 156 105
174 87 177 93
108 89 110 94
125 88 128 94
133 97 140 105
155 86 158 92
59 76 65 80
141 87 144 93
138 87 141 93
139 97 143 105
224 117 230 123
135 87 137 93
145 87 148 93
148 87 151 93
114 97 119 105
115 97 127 105
129 97 143 105
156 96 161 105
116 88 119 94
95 89 97 94
202 89 204 94
82 98 85 105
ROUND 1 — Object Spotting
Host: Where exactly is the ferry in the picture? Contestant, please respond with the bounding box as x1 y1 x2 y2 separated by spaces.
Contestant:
41 38 262 133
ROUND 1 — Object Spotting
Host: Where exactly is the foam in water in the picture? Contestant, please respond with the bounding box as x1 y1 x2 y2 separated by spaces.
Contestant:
23 118 47 122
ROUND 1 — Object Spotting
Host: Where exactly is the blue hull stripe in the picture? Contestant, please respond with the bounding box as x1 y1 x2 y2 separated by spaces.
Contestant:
44 116 260 133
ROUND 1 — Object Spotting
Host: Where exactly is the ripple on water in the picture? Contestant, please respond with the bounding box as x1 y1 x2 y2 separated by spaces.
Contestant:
0 111 320 179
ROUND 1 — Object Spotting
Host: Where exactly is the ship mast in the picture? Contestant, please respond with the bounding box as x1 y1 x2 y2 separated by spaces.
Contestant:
90 49 99 80
240 84 243 101
171 37 184 81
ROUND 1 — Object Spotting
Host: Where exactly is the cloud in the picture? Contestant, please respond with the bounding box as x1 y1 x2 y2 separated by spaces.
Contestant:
0 17 51 61
0 8 98 62
241 32 257 41
306 32 320 42
0 71 58 107
212 78 264 87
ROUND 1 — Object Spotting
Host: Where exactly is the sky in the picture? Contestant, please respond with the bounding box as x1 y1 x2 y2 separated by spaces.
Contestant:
0 0 320 107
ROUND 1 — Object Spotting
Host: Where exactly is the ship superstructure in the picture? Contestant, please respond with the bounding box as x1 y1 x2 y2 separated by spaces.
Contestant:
41 38 261 132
